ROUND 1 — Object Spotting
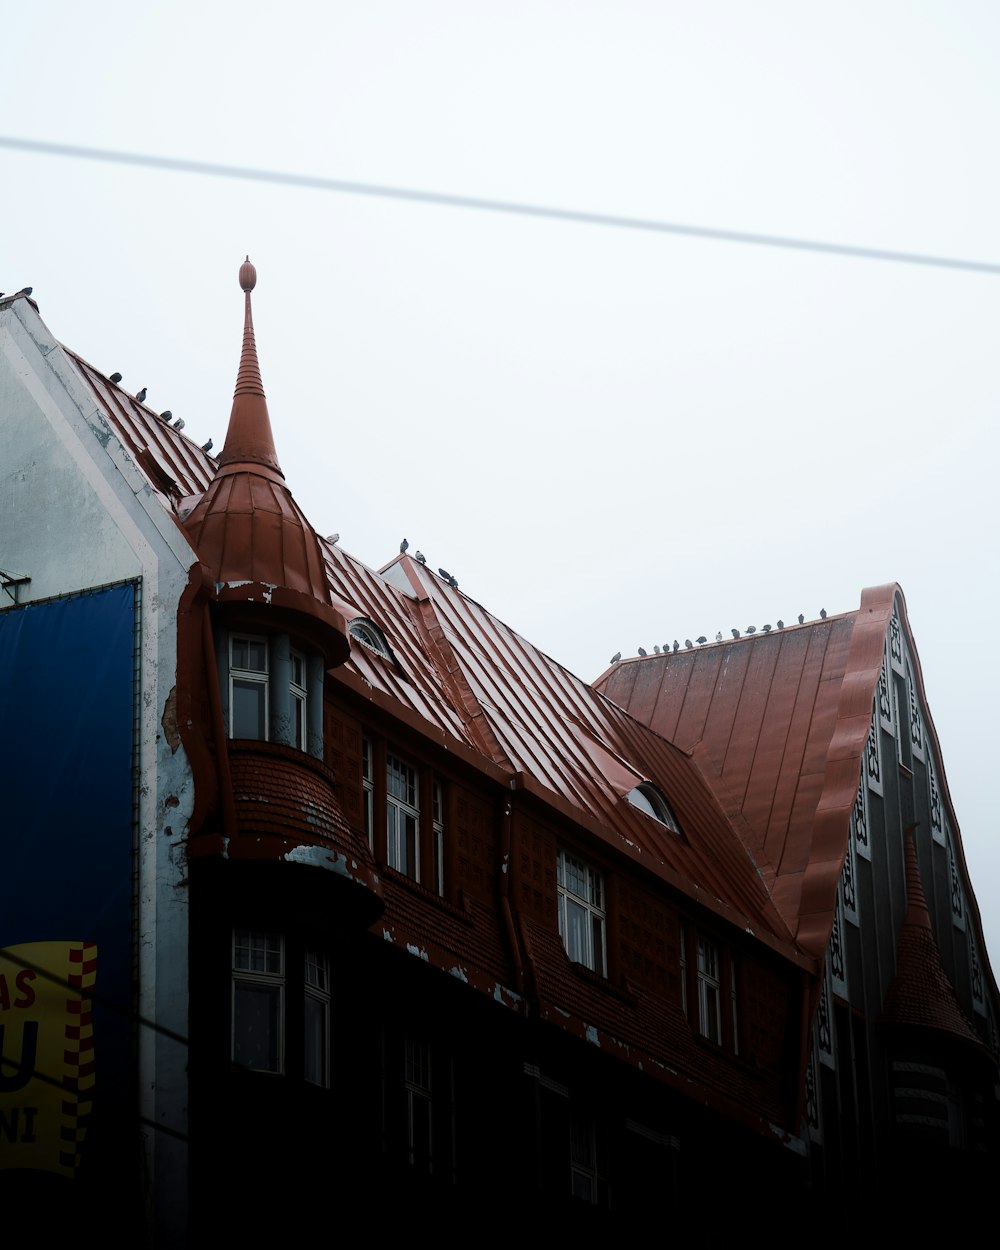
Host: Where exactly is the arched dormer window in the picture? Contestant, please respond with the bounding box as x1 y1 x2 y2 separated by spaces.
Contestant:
627 783 681 834
349 617 393 660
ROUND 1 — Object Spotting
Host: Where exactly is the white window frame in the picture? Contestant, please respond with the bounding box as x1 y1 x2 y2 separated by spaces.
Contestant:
230 634 269 740
433 779 445 896
387 751 420 880
557 850 606 975
697 937 722 1044
232 929 284 1073
304 946 330 1087
362 736 374 850
289 648 308 751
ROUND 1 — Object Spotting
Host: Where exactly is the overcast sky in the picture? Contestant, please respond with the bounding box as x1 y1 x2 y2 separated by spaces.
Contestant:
3 2 997 964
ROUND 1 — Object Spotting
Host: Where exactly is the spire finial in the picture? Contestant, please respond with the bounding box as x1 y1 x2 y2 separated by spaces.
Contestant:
239 255 257 292
216 257 282 474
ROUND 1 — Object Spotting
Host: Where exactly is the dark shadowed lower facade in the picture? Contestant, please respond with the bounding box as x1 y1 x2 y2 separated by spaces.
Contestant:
1 267 996 1243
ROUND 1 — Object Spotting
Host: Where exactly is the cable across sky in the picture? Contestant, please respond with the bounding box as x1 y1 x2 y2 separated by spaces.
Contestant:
2 133 999 277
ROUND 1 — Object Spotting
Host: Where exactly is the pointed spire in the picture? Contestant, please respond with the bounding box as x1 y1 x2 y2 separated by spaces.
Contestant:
902 821 933 932
217 256 283 475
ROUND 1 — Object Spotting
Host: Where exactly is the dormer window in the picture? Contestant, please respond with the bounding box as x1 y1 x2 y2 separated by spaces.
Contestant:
627 783 680 833
349 617 392 659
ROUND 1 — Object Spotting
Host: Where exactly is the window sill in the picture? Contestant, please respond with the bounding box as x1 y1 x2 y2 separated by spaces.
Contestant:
378 862 475 926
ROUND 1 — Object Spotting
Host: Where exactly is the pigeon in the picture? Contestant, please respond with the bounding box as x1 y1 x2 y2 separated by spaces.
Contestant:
610 651 621 664
448 575 459 589
685 639 693 649
136 387 147 403
438 568 451 580
731 629 740 639
761 624 772 633
820 608 827 619
746 625 757 635
777 620 784 629
798 614 805 625
696 636 707 645
160 410 172 421
716 632 723 642
16 286 32 297
325 533 340 544
673 640 680 653
638 646 647 657
400 538 409 553
654 645 661 654
173 418 185 431
414 551 426 564
110 372 123 384
201 439 213 453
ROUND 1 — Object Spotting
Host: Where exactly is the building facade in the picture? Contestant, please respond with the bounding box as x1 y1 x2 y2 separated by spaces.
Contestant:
1 266 996 1241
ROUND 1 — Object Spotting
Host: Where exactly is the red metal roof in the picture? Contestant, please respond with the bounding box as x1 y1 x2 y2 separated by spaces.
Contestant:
594 598 894 958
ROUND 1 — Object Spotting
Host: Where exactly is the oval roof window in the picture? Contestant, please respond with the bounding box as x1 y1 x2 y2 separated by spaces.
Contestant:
627 783 680 833
349 617 392 659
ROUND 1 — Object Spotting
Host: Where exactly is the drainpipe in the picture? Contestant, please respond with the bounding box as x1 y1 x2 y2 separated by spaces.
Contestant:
498 785 525 998
202 610 237 845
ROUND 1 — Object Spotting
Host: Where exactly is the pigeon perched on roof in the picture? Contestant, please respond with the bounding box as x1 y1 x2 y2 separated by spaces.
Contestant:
325 533 340 544
777 620 784 629
746 625 756 635
798 614 805 624
731 629 740 639
610 651 621 664
110 372 122 384
135 388 147 403
400 538 408 553
820 608 827 619
761 624 771 633
160 410 172 421
696 636 707 645
638 646 647 657
673 640 680 653
653 645 661 654
685 639 693 649
16 287 32 297
201 439 213 453
173 418 185 431
716 632 723 642
438 568 451 580
414 550 426 564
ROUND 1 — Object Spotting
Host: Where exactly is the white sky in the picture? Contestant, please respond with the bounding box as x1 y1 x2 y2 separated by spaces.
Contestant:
3 2 998 964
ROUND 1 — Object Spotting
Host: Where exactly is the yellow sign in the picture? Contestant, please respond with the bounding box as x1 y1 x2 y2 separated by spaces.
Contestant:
0 941 97 1177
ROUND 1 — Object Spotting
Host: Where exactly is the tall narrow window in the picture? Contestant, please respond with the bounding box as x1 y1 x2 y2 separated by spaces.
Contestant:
230 635 268 739
557 851 606 975
697 937 721 1044
362 737 374 850
387 752 419 880
232 930 283 1072
289 649 307 750
405 1038 433 1173
433 780 445 896
304 947 330 1087
570 1105 610 1205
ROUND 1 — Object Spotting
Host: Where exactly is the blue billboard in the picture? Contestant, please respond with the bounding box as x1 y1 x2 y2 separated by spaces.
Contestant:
0 582 136 1190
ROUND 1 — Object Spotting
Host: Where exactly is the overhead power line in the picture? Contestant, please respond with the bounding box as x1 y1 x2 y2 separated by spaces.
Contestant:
3 133 999 277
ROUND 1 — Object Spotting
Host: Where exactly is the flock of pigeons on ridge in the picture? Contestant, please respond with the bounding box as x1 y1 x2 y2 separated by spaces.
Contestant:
609 609 830 665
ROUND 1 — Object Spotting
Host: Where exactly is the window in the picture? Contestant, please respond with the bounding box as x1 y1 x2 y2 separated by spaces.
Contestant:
232 930 283 1072
290 649 307 750
304 947 330 1087
387 752 419 880
433 780 445 896
570 1105 610 1206
230 635 268 739
349 616 392 658
557 850 606 975
231 930 330 1087
362 737 374 850
405 1038 433 1173
697 937 722 1044
627 783 680 833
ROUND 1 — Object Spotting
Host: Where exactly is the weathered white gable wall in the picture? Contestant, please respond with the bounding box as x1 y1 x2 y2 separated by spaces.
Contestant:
0 296 194 1241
